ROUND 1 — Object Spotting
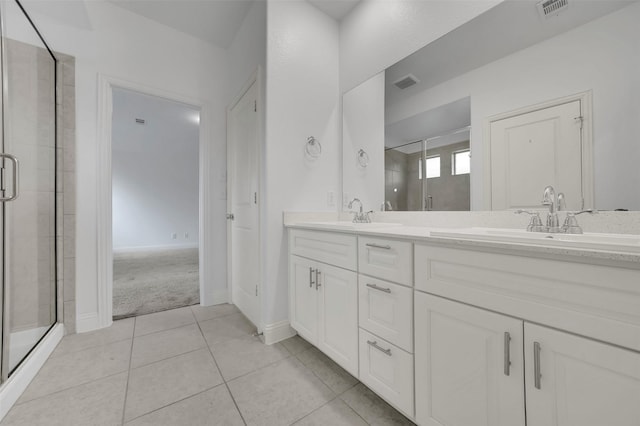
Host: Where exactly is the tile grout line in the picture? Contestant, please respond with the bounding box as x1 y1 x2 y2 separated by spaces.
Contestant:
120 316 137 425
194 317 248 426
122 383 224 424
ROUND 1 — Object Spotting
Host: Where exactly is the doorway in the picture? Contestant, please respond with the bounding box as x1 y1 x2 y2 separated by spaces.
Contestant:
111 88 200 319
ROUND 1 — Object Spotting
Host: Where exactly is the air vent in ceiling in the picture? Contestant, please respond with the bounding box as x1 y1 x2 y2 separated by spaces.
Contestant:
135 118 146 124
537 0 569 19
393 74 419 90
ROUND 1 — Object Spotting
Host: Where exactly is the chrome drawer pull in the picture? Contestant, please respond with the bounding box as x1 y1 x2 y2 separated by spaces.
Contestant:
366 283 391 294
504 332 511 376
533 341 542 389
315 270 322 290
309 267 315 288
365 243 391 250
367 340 392 356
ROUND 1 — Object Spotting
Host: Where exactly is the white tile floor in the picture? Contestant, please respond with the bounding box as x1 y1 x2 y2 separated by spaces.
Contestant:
1 305 415 426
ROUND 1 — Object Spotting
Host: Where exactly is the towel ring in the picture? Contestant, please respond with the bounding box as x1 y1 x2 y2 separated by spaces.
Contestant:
305 136 322 159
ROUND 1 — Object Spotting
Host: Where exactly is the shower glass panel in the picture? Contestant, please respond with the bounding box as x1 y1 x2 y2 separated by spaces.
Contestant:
0 0 57 377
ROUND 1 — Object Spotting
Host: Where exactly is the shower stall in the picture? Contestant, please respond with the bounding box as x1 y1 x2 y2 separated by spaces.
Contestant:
0 0 59 382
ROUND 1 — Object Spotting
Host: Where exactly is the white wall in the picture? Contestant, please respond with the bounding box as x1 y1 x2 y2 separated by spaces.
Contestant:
24 1 229 331
385 2 640 211
340 0 503 92
112 89 200 251
342 71 385 211
264 0 340 325
228 0 267 99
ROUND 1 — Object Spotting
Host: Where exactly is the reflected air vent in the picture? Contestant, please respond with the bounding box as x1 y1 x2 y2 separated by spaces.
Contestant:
537 0 568 19
135 118 146 124
393 74 419 90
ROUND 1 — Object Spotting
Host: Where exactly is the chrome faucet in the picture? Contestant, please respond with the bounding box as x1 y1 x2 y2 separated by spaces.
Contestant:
348 198 371 223
541 185 561 233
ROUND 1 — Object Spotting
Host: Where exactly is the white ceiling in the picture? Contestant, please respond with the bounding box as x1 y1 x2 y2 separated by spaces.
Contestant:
108 0 255 49
308 0 360 20
107 0 359 49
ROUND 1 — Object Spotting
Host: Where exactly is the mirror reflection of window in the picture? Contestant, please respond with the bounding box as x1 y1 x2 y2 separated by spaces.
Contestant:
425 156 441 179
452 150 470 175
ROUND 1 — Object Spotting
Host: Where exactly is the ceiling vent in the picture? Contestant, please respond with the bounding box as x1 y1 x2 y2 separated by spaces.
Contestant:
537 0 569 19
135 118 146 125
393 74 419 90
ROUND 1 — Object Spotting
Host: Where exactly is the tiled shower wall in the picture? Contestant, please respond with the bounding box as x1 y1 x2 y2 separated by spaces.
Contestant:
57 53 76 334
6 39 76 335
4 38 57 334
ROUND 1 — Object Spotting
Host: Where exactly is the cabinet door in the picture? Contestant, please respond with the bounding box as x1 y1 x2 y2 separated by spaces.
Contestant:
289 255 318 345
317 263 359 376
415 293 526 426
525 323 640 426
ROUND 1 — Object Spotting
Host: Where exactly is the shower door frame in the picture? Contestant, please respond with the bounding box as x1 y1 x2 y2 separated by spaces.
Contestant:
0 0 58 382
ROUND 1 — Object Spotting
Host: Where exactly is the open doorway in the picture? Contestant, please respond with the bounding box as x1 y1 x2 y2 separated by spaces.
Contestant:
111 88 201 319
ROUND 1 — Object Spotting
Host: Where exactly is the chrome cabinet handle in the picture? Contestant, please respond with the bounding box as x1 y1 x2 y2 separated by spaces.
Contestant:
309 267 315 288
504 332 511 376
533 341 542 389
315 270 321 290
366 283 391 294
367 340 392 356
0 153 19 202
365 243 391 250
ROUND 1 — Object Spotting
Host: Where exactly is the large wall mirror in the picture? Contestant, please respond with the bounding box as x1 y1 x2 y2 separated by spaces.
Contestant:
342 0 640 212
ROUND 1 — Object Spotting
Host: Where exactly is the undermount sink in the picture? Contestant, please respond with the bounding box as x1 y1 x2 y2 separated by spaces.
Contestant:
299 221 403 231
430 227 640 253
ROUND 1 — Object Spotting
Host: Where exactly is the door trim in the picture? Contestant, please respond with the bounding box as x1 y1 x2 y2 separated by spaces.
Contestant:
95 74 211 331
226 67 263 332
483 91 594 210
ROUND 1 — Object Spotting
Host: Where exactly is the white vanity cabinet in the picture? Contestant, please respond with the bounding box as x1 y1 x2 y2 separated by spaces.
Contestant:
414 243 640 426
288 230 359 376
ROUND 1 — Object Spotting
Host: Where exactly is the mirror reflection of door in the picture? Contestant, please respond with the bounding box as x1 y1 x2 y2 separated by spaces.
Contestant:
489 98 587 211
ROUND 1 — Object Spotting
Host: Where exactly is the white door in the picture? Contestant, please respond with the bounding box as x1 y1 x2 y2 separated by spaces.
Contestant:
228 81 260 327
317 263 358 376
415 293 526 426
288 255 318 345
489 100 584 210
525 323 640 426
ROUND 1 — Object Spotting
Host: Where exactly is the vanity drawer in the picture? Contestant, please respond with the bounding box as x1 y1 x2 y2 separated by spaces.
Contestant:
415 243 640 352
359 275 413 352
359 328 414 418
289 229 357 271
358 237 413 286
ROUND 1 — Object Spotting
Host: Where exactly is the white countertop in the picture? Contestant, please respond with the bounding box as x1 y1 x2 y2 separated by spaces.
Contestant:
285 221 640 268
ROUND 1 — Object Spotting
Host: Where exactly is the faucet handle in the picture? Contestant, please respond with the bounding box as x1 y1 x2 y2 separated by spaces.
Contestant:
515 210 544 232
561 209 597 234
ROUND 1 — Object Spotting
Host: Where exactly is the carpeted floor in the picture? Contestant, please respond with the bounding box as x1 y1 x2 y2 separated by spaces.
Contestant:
113 248 200 320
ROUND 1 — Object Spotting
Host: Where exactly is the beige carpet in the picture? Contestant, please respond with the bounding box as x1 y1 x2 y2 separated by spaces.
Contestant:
113 248 200 319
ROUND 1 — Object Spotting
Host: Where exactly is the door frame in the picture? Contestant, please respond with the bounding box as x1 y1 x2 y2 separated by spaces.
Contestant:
95 74 211 330
226 67 263 332
483 91 594 210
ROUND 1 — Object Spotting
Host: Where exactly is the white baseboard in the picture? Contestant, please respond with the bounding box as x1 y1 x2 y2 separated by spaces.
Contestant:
113 243 199 254
76 312 101 333
262 320 295 345
0 323 64 422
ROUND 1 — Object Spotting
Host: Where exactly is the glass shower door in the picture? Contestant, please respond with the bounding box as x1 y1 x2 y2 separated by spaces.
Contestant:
0 0 57 377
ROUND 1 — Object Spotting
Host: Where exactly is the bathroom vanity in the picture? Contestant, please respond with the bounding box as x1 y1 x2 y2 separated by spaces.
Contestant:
287 222 640 426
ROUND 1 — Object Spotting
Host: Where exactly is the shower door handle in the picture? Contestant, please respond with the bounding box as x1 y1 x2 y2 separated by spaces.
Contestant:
0 153 19 202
